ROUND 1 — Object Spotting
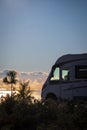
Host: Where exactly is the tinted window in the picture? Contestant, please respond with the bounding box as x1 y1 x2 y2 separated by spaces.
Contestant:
75 66 87 79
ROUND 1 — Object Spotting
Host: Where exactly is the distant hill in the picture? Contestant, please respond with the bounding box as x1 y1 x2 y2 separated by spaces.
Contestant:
0 70 48 90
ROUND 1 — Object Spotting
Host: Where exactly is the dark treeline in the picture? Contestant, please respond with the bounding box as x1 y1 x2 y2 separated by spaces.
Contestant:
0 85 87 130
0 70 87 130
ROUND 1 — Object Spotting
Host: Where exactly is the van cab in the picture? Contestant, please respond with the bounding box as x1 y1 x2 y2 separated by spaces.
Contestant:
41 54 87 100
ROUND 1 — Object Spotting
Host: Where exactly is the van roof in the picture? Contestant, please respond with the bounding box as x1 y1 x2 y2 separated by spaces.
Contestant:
55 53 87 65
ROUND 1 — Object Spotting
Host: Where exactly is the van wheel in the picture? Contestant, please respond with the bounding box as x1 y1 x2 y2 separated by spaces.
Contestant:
46 93 57 101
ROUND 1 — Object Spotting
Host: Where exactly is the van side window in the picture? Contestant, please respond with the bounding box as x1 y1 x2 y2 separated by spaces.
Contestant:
75 66 87 79
62 70 69 81
50 67 60 81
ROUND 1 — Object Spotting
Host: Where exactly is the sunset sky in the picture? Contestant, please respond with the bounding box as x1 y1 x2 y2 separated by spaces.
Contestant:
0 0 87 92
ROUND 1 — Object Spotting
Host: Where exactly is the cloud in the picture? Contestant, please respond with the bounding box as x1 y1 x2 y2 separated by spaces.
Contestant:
19 71 48 79
0 70 48 90
18 71 48 90
0 70 10 78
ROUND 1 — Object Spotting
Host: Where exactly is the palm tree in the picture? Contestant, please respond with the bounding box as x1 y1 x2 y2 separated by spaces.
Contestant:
3 70 18 97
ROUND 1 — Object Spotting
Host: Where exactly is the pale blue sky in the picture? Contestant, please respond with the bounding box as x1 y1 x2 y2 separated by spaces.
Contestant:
0 0 87 72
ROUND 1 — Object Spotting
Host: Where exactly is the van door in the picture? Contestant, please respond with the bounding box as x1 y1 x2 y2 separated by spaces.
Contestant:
60 69 73 100
49 66 62 99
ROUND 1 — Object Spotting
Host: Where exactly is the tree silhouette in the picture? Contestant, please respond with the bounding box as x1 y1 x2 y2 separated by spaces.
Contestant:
3 70 18 97
17 80 33 103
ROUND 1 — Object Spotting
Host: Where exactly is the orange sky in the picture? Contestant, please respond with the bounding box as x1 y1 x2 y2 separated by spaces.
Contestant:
0 71 48 91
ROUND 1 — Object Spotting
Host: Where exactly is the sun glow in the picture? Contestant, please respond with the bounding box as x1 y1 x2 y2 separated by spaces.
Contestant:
0 70 48 99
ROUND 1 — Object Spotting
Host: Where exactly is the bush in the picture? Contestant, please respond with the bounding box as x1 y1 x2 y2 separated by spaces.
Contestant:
0 92 87 130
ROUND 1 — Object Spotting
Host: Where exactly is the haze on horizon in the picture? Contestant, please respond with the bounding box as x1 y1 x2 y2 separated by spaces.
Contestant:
0 0 87 73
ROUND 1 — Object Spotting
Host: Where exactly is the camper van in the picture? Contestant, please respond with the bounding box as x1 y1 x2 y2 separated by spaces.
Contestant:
41 54 87 100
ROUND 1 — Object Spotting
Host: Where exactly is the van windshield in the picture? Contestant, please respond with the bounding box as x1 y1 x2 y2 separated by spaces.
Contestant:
50 67 60 81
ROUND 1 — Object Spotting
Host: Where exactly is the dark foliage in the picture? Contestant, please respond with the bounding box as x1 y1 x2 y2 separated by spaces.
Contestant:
0 81 87 130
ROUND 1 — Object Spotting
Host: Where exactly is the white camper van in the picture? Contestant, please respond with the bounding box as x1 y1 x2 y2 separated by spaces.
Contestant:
41 54 87 100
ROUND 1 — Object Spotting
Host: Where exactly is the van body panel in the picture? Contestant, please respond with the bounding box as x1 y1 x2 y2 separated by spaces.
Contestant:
41 54 87 100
